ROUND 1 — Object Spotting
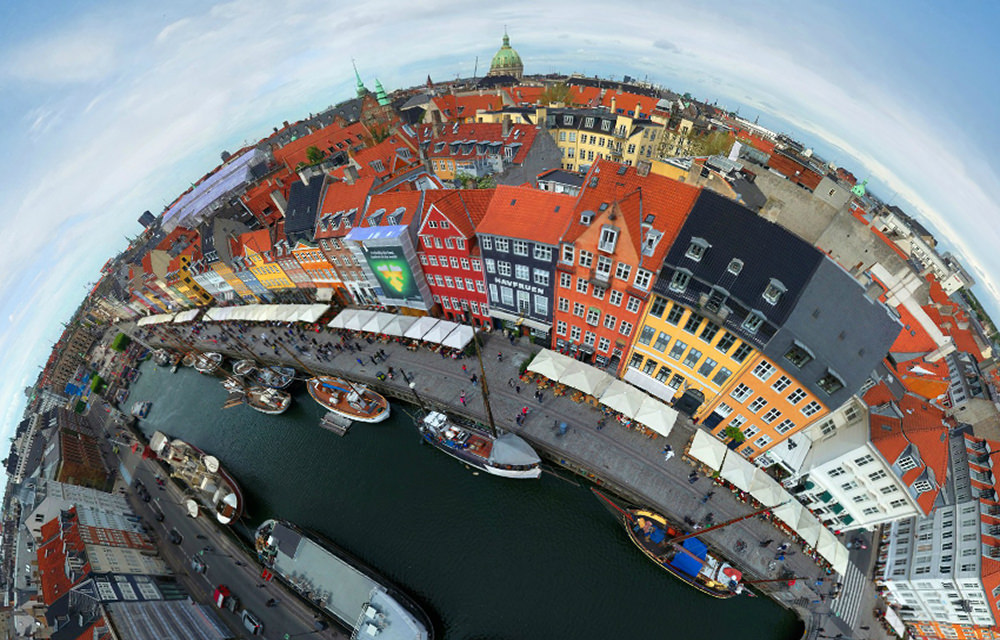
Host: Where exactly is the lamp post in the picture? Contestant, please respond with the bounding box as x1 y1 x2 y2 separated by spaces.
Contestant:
409 381 427 413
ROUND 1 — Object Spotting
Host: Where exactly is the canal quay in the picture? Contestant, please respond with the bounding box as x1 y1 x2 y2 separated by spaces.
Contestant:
118 318 878 640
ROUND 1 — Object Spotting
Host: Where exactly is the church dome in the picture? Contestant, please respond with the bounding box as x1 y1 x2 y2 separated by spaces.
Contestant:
488 32 523 79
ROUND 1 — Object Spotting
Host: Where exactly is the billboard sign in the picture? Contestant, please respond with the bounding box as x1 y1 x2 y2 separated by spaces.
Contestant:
359 244 419 301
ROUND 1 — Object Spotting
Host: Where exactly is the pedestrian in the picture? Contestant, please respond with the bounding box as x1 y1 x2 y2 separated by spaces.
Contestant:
516 414 524 426
470 374 478 385
370 355 378 364
700 491 714 504
459 391 466 406
497 352 503 362
759 539 774 547
462 364 467 373
356 358 364 366
515 385 521 394
537 391 543 404
521 406 529 416
664 449 675 462
509 333 515 345
508 378 514 388
688 472 698 484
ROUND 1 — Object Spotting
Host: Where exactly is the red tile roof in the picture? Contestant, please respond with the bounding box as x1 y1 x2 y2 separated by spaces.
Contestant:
272 120 369 170
362 190 424 227
477 185 576 243
329 134 419 182
37 510 90 606
315 177 376 240
421 189 495 238
504 86 545 105
416 122 539 165
432 94 504 120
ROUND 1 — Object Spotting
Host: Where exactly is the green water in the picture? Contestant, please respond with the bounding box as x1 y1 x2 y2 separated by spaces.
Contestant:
128 364 801 639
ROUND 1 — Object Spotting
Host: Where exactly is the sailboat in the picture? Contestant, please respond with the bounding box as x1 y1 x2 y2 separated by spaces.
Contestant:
307 376 390 423
593 488 767 599
415 317 542 479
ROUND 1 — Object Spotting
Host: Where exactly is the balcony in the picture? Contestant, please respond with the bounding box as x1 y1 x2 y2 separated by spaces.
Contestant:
589 267 611 287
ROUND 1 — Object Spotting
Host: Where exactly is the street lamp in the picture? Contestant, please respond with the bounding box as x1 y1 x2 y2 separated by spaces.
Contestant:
409 381 427 413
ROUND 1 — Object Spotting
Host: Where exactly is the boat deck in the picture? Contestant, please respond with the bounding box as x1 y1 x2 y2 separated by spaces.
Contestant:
440 426 493 460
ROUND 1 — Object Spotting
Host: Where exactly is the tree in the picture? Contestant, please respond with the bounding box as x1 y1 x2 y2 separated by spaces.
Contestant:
370 126 392 144
305 146 325 165
722 425 745 444
540 82 575 106
687 130 734 157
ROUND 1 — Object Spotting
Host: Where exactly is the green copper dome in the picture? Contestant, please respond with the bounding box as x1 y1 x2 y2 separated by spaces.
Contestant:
488 32 523 79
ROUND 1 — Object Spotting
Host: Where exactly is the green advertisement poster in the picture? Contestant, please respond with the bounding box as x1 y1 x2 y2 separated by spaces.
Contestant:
361 244 418 300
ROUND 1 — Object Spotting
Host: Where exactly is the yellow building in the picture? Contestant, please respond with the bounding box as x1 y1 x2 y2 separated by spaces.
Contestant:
242 242 296 292
167 254 213 307
211 261 257 302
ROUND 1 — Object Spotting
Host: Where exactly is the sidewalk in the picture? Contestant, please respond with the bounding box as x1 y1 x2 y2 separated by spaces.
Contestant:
125 320 891 640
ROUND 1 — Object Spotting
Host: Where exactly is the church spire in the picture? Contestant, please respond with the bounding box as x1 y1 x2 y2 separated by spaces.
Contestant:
374 79 390 106
352 59 367 99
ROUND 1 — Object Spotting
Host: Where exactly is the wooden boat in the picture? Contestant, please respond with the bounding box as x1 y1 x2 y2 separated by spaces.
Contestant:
246 386 291 415
307 376 389 423
152 349 171 366
181 352 196 367
255 365 296 389
149 432 244 525
593 489 746 599
233 359 257 376
193 352 223 374
419 411 541 479
130 401 151 419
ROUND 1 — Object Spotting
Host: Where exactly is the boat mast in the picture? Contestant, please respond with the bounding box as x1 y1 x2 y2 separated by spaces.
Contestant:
465 312 497 438
667 503 784 545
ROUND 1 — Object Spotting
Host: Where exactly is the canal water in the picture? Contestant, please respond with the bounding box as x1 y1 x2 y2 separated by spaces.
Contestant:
128 363 801 640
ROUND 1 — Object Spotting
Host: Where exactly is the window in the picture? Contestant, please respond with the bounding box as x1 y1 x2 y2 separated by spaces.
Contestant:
754 435 773 448
715 331 736 353
495 238 509 252
732 344 753 363
643 359 658 375
457 238 466 250
649 296 667 318
817 370 845 395
570 325 581 341
638 326 655 345
742 311 764 333
561 244 574 263
576 278 589 294
620 321 633 336
869 470 888 481
595 255 613 278
668 374 685 390
498 261 511 277
599 226 620 253
603 315 617 330
787 388 807 404
801 401 822 417
855 454 875 466
729 415 747 430
419 254 428 265
699 321 720 343
784 343 814 368
763 278 786 305
698 358 717 378
573 302 585 317
748 397 768 413
828 467 846 477
634 269 653 289
666 305 685 325
500 287 514 306
669 340 687 360
513 240 529 256
558 297 570 312
454 278 464 290
629 353 644 369
472 259 482 272
681 348 701 368
752 360 775 381
897 456 918 472
615 262 632 281
772 375 792 393
762 408 782 424
592 285 606 300
586 308 601 325
444 276 454 288
626 297 641 313
578 250 594 267
655 365 672 383
531 270 549 287
598 337 611 352
652 332 670 351
481 236 493 251
444 238 454 249
515 264 530 281
669 269 690 293
880 485 899 495
560 272 572 288
684 313 702 334
534 295 548 316
727 258 743 275
534 245 552 261
685 237 710 261
731 384 753 402
775 419 795 434
712 367 732 386
609 290 623 306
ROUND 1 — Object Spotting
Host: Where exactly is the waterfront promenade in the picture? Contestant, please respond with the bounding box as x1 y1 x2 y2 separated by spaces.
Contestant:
121 318 892 640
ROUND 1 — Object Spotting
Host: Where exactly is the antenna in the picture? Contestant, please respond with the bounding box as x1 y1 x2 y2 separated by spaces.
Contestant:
473 56 478 80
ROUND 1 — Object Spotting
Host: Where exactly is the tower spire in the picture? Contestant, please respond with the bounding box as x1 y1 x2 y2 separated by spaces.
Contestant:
352 59 367 98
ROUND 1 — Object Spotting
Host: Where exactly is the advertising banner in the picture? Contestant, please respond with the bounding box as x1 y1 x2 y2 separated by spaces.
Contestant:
360 244 419 301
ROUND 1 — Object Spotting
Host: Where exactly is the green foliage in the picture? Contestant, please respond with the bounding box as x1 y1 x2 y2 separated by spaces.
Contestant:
370 126 392 144
110 333 130 352
722 425 745 443
688 130 734 157
519 356 531 376
540 82 575 106
305 146 326 165
89 375 104 392
476 175 496 189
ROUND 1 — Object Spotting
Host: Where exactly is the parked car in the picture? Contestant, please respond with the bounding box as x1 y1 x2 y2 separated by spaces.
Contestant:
241 610 263 635
168 529 182 545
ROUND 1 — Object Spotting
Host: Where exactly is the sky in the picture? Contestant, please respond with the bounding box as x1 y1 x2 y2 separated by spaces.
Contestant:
1 0 998 448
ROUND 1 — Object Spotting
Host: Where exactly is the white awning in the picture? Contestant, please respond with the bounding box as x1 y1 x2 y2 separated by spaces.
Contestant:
172 309 200 323
527 349 573 380
558 361 614 397
771 501 803 530
884 605 907 637
794 510 823 547
720 454 758 492
830 542 850 576
632 395 678 437
138 313 175 326
421 320 460 344
814 528 846 572
688 429 728 471
344 309 376 331
381 315 418 337
598 379 647 419
329 308 362 329
748 471 786 507
403 316 441 340
360 312 396 334
440 325 475 349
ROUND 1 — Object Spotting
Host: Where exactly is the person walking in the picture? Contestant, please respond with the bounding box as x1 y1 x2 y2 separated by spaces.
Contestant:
688 471 698 484
497 352 503 362
700 491 714 504
459 391 466 406
356 357 364 366
508 378 514 388
515 384 521 394
521 406 529 416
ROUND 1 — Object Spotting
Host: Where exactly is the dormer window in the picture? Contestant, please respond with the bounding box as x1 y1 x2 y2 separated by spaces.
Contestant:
817 370 845 395
598 225 619 253
742 311 764 333
643 230 663 255
704 287 729 313
601 120 612 132
669 269 691 293
561 243 574 263
763 278 787 305
784 342 814 368
727 259 744 275
580 211 594 226
584 117 595 128
685 237 710 262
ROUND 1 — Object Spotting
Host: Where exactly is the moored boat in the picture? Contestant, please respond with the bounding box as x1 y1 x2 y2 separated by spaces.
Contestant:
149 431 244 525
181 352 196 367
255 519 434 639
130 400 151 419
307 376 390 423
246 386 291 415
255 365 296 389
193 352 223 374
593 490 745 599
152 349 171 366
233 359 257 377
418 411 541 479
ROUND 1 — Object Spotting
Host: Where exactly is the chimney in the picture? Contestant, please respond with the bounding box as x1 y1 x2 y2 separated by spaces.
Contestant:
344 165 359 185
502 115 511 138
269 190 287 215
535 106 548 129
610 96 617 114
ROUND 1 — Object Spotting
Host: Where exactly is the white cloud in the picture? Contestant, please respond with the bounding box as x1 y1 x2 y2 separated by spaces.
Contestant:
3 28 118 83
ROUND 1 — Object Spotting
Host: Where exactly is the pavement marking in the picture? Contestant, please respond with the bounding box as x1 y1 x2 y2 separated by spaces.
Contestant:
829 560 865 629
